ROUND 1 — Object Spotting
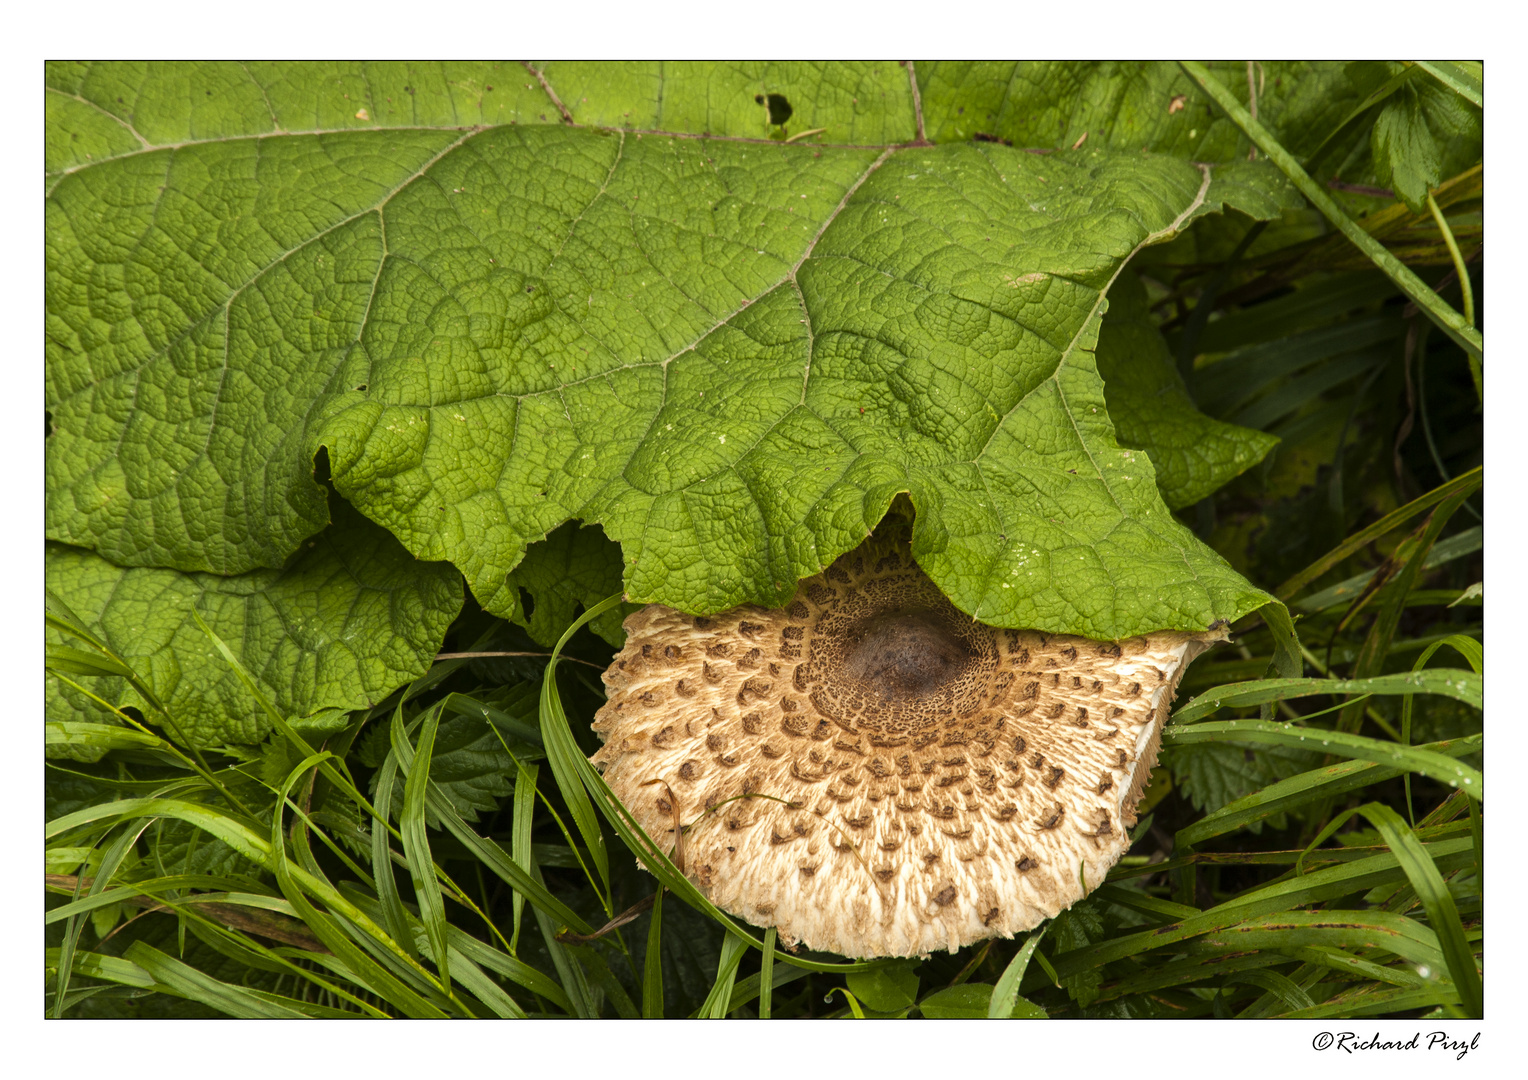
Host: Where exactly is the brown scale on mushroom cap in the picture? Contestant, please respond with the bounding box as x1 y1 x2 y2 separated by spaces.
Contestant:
591 530 1224 958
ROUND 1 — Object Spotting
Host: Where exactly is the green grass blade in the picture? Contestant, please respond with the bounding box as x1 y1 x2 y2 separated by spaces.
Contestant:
1277 470 1481 602
1038 839 1474 988
51 817 154 1018
731 943 812 1016
370 749 419 962
46 948 154 990
393 703 451 992
1278 984 1461 1019
510 762 538 954
1175 733 1481 846
46 644 135 679
1179 61 1481 359
758 925 776 1019
1163 719 1482 794
1198 911 1446 973
1416 61 1482 107
1285 944 1429 989
539 619 613 906
579 947 640 1019
990 925 1047 1018
1348 804 1481 1016
1174 670 1482 722
1296 527 1482 612
643 887 665 1018
449 928 571 1014
442 692 543 746
339 885 566 1016
269 759 458 1018
383 714 594 935
699 933 748 1019
1223 968 1315 1016
44 721 173 755
1338 491 1473 734
123 942 310 1018
526 860 597 1018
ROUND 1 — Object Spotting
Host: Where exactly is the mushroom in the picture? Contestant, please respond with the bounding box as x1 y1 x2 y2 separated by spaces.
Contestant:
591 529 1224 958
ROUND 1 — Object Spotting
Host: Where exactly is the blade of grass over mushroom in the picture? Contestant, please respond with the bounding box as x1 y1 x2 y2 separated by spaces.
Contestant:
542 595 877 974
756 926 775 1020
1178 61 1481 361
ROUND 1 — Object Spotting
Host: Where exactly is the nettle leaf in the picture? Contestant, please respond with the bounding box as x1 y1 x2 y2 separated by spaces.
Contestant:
1163 740 1321 833
47 61 1291 644
1096 272 1278 509
45 500 462 748
1369 76 1482 213
1048 895 1108 1007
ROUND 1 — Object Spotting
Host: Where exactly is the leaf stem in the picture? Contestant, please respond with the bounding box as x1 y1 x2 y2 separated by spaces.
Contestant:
1426 191 1475 330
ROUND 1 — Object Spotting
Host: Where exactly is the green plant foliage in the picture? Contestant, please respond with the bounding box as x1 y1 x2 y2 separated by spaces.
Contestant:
44 59 1484 1022
46 500 462 749
1351 63 1482 213
1164 741 1320 831
916 61 1362 162
48 60 1301 646
1095 271 1278 507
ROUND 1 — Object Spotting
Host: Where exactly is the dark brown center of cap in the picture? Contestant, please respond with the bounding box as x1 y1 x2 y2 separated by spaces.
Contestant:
841 609 973 703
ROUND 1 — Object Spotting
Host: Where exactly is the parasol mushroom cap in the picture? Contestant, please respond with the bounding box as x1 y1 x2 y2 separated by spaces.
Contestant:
591 530 1223 958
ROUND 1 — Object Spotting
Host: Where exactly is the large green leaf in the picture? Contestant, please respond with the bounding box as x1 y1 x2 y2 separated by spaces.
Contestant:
535 60 920 142
45 501 462 747
1096 272 1278 508
47 61 1295 641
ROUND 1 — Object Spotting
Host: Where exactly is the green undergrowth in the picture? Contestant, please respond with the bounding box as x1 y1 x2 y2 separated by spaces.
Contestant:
46 60 1482 1018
